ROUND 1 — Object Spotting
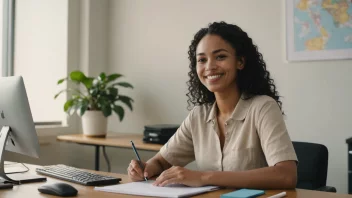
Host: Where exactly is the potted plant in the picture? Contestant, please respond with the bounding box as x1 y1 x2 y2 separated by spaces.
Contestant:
55 71 134 137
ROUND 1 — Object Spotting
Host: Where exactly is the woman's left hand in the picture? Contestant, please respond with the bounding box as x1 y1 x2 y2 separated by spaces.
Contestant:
153 166 204 187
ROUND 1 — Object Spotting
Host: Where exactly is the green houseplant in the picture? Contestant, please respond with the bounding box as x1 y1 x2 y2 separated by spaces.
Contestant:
55 71 134 136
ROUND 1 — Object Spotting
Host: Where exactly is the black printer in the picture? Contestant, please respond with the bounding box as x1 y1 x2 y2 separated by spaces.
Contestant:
143 124 179 144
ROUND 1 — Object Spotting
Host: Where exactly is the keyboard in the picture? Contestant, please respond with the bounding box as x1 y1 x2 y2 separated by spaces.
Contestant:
36 164 121 186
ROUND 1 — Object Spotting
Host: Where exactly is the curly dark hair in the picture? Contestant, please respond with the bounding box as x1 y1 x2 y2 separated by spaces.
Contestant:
186 21 283 112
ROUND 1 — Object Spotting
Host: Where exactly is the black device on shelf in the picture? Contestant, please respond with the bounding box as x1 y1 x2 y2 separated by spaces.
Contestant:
143 124 179 144
36 164 121 186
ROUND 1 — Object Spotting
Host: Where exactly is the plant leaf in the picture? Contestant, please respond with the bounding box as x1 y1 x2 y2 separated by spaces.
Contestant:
57 78 67 84
101 105 112 117
54 90 66 99
64 99 74 112
111 82 134 89
97 96 108 105
98 72 106 81
70 71 87 83
68 105 77 116
113 105 124 121
89 87 99 97
75 99 88 116
92 78 100 86
113 82 134 89
107 74 123 82
78 103 88 116
72 94 80 99
107 87 118 99
54 88 83 99
82 77 94 89
118 95 134 111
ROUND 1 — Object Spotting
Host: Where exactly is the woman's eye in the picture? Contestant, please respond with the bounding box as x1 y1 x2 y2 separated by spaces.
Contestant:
216 55 227 60
197 58 206 63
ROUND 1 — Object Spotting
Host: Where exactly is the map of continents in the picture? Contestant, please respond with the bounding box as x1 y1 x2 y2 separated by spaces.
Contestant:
294 0 352 51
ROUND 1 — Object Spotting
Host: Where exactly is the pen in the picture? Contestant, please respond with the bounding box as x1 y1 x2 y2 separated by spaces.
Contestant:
267 191 286 198
130 140 148 181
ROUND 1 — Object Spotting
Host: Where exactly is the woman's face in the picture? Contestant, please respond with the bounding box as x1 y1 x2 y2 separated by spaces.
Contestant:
196 34 243 93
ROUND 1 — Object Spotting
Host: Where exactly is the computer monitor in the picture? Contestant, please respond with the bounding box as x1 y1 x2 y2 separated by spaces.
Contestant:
0 76 41 184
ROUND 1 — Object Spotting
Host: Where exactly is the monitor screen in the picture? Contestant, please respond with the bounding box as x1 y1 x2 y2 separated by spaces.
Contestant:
0 76 39 158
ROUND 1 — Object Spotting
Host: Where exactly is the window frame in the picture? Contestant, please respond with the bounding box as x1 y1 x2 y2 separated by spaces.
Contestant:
2 0 13 77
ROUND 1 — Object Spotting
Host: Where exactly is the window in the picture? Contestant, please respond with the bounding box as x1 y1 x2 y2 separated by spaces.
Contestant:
0 1 3 77
10 0 68 124
1 0 9 77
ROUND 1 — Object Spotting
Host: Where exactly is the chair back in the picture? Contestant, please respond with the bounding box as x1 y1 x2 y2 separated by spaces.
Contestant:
292 141 328 190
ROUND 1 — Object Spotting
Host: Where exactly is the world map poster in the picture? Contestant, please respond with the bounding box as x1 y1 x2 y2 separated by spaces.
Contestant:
286 0 352 61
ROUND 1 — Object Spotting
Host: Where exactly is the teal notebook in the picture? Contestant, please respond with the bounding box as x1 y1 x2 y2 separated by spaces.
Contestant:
220 189 265 198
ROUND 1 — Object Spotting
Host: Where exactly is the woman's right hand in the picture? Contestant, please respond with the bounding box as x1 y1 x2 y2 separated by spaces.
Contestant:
128 153 172 181
127 160 152 181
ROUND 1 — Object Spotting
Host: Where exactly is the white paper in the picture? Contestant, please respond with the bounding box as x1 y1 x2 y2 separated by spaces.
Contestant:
94 180 219 198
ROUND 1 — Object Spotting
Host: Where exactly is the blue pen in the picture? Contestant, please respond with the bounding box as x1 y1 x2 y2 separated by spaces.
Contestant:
131 140 148 181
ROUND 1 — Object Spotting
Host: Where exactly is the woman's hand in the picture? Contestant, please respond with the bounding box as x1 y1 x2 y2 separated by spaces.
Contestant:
128 159 163 181
153 166 204 187
128 153 173 182
127 160 147 181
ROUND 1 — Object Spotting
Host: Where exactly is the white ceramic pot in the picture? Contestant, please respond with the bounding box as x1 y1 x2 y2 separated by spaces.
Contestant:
81 110 107 137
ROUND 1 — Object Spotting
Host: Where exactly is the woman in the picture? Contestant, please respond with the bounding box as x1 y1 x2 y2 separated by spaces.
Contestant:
127 21 297 189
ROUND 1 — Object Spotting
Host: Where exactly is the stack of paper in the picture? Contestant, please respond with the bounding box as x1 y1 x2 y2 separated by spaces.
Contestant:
94 180 219 198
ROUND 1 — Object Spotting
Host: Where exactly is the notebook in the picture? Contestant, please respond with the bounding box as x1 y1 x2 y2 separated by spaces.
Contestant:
220 189 265 198
94 180 219 198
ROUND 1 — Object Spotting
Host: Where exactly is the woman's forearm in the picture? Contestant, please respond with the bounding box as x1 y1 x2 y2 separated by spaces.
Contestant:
146 159 164 176
201 162 297 189
146 152 172 177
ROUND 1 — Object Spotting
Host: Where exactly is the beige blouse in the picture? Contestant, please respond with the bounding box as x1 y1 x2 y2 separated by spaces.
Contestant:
159 95 297 171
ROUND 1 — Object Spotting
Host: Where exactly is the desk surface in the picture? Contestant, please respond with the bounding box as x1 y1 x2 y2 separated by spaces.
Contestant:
57 133 162 151
1 163 351 198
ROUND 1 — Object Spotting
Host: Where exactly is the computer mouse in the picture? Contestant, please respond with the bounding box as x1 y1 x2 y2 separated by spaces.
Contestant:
38 182 78 197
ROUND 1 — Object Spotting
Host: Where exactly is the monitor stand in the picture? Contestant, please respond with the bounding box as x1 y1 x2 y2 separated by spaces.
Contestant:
0 126 46 185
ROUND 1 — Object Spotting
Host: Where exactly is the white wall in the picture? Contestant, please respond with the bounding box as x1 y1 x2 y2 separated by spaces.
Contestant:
79 0 109 78
107 0 352 193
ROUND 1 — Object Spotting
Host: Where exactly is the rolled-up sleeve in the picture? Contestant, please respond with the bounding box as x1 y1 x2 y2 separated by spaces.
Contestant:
159 109 195 167
257 101 298 166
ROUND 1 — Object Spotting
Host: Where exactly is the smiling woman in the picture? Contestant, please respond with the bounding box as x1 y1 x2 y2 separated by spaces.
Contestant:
186 22 282 112
195 35 242 95
127 21 298 190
